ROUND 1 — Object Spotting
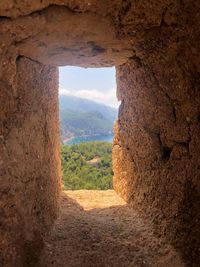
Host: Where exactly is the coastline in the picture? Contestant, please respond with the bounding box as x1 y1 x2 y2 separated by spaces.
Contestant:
62 136 74 144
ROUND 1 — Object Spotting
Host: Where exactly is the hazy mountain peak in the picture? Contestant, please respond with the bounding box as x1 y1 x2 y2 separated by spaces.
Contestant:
59 95 118 142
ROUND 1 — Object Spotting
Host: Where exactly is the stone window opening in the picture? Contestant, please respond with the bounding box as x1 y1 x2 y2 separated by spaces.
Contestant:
1 3 199 266
58 65 118 191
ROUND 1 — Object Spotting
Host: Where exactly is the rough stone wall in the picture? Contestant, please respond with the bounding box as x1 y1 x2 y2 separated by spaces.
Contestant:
113 20 200 267
0 57 61 266
0 0 199 266
0 4 132 68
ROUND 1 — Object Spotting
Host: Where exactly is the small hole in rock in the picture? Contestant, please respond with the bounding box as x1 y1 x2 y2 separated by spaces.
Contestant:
162 146 172 160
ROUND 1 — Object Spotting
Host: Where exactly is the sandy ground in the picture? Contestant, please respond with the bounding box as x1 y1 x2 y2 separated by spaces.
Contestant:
39 190 184 267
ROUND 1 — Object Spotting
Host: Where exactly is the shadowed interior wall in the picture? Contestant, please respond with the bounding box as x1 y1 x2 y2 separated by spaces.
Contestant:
113 52 200 265
0 57 61 266
0 1 199 266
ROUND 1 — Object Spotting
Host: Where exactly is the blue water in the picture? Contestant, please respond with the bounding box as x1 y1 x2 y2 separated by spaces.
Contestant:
66 134 114 145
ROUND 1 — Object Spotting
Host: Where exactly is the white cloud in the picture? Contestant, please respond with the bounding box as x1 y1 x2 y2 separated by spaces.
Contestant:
59 88 71 96
59 87 120 108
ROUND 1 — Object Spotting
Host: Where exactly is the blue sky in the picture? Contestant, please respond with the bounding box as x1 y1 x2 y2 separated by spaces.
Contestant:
59 66 119 108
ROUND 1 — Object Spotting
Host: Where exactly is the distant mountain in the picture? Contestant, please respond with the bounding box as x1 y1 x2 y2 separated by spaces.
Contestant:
59 95 118 122
59 95 118 142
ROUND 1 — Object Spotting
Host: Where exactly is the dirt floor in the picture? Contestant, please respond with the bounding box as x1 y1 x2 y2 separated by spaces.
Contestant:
38 190 184 267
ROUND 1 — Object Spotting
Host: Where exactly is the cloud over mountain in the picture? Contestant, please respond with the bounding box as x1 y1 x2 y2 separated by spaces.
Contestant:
59 87 119 108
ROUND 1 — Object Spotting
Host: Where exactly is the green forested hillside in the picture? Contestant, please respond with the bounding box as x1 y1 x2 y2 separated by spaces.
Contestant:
61 142 113 190
59 95 118 141
59 95 118 122
60 110 113 136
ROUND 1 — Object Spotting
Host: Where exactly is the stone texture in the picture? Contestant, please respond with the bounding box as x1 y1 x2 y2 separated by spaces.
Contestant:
17 6 133 67
114 49 200 266
0 5 133 67
0 1 199 266
0 57 61 266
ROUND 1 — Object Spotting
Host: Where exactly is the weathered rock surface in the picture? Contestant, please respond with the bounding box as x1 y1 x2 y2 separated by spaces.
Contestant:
0 57 61 266
17 6 133 67
114 43 200 266
38 190 184 267
0 1 199 266
0 4 133 67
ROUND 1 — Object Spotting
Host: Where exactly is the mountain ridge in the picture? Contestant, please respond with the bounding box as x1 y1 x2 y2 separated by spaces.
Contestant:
59 95 118 142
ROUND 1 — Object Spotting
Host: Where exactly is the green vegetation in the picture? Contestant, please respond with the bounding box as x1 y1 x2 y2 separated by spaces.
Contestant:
59 95 118 141
61 142 113 190
60 110 113 136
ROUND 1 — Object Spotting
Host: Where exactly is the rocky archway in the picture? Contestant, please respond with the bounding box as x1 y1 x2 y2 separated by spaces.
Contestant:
0 1 199 266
